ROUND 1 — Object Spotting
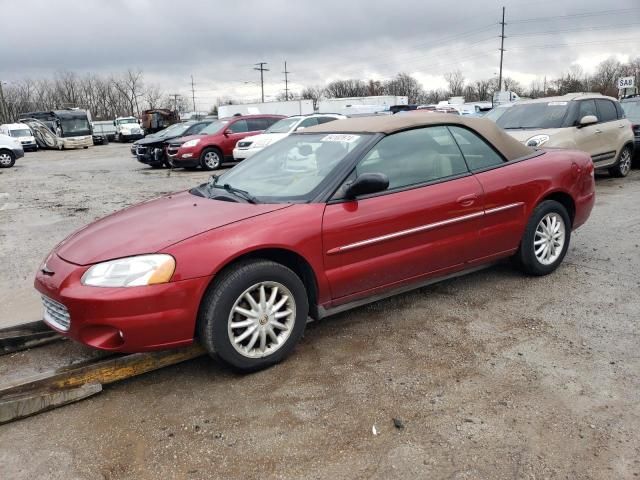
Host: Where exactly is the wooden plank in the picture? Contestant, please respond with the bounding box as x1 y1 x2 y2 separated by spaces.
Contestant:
0 343 206 424
0 320 62 356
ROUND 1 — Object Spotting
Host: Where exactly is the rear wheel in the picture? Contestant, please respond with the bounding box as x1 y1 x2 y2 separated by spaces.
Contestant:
609 146 633 178
197 260 309 372
516 200 571 276
0 150 15 168
200 148 223 170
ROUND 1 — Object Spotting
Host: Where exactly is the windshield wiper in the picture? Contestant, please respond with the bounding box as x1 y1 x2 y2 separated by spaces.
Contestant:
208 178 258 204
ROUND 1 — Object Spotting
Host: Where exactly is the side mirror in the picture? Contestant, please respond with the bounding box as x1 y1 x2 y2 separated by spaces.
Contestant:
113 121 116 126
578 115 597 128
223 129 231 137
344 173 389 199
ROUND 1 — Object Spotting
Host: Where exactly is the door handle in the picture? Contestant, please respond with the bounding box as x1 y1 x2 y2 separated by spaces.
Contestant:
457 194 478 207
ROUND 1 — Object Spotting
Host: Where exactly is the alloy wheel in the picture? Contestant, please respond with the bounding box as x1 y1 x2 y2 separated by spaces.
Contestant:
534 212 566 265
227 281 296 359
619 148 632 176
0 153 13 166
204 151 220 169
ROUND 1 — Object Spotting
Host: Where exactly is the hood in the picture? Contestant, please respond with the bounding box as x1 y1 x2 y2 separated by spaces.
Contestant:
246 133 288 148
168 134 201 146
117 124 142 131
17 135 36 142
136 134 178 146
56 191 290 266
503 128 565 144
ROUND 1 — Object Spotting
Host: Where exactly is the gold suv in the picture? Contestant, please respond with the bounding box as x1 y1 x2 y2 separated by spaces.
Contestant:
496 93 635 177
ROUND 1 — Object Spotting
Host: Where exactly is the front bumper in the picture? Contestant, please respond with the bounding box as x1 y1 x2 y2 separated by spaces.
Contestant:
21 141 38 151
232 146 261 161
34 253 211 352
62 136 93 149
167 144 201 168
119 133 144 141
135 145 166 165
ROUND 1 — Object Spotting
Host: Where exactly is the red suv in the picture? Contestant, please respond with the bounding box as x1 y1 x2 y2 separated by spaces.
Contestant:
167 115 284 170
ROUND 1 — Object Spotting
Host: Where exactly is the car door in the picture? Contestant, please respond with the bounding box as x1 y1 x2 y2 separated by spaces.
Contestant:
573 99 607 162
322 126 484 303
220 119 248 156
447 126 533 262
595 99 625 165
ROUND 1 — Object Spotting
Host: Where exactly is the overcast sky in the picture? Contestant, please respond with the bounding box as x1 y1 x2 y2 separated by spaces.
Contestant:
1 0 638 108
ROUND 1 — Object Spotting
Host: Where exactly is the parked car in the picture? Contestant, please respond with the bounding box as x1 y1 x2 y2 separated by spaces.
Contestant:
0 133 24 168
135 120 213 168
92 121 117 143
167 115 284 170
34 114 595 372
233 114 345 161
0 123 38 151
496 93 634 177
482 103 514 123
620 95 640 159
114 117 144 142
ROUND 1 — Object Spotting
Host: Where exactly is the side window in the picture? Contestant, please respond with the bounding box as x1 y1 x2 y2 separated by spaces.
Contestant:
448 126 505 171
355 127 468 191
298 117 319 129
263 117 280 128
247 118 267 131
317 116 339 125
578 100 598 120
595 99 617 123
228 119 248 133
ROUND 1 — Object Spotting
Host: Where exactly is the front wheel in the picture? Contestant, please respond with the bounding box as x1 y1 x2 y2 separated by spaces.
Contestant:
516 200 571 276
0 150 15 168
197 260 309 372
200 148 223 170
609 146 633 178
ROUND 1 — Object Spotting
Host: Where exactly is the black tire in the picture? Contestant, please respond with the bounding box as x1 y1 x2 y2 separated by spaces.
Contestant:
516 200 571 276
200 147 223 170
609 146 633 178
197 260 309 372
0 150 15 168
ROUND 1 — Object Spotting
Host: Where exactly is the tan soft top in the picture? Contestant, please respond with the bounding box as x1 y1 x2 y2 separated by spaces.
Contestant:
303 113 533 161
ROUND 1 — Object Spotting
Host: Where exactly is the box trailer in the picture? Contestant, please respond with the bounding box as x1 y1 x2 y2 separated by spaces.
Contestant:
218 100 314 118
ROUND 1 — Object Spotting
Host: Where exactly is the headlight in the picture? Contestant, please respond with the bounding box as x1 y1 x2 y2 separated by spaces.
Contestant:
81 254 175 287
182 139 200 148
525 134 550 148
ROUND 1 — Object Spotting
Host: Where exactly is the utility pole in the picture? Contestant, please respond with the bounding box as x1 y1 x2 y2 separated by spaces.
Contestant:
254 62 269 103
283 61 291 101
498 6 506 92
0 81 7 123
190 75 196 112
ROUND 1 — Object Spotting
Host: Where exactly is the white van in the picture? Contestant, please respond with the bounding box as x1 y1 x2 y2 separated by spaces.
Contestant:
0 123 38 151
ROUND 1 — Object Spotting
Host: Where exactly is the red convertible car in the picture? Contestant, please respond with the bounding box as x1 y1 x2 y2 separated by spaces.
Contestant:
35 115 595 371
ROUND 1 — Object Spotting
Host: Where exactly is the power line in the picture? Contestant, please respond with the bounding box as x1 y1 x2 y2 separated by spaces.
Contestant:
508 22 640 37
253 62 269 102
509 7 640 24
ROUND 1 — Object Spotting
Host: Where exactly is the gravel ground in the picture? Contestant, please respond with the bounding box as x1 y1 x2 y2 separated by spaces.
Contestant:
0 144 639 479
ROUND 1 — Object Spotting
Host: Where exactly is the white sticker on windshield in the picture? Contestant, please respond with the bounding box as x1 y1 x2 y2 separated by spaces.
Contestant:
321 134 360 143
548 101 567 106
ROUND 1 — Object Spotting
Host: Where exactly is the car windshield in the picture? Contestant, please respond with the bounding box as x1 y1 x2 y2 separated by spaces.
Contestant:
60 118 91 136
483 105 512 122
496 102 569 129
9 129 32 137
264 117 300 134
117 118 138 124
201 133 370 203
200 120 229 135
158 123 190 138
621 100 640 123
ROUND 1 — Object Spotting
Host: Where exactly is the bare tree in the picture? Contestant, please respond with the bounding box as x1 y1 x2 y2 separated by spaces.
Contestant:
444 70 465 96
144 85 164 110
324 79 368 98
367 80 384 96
301 86 325 110
383 73 424 104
